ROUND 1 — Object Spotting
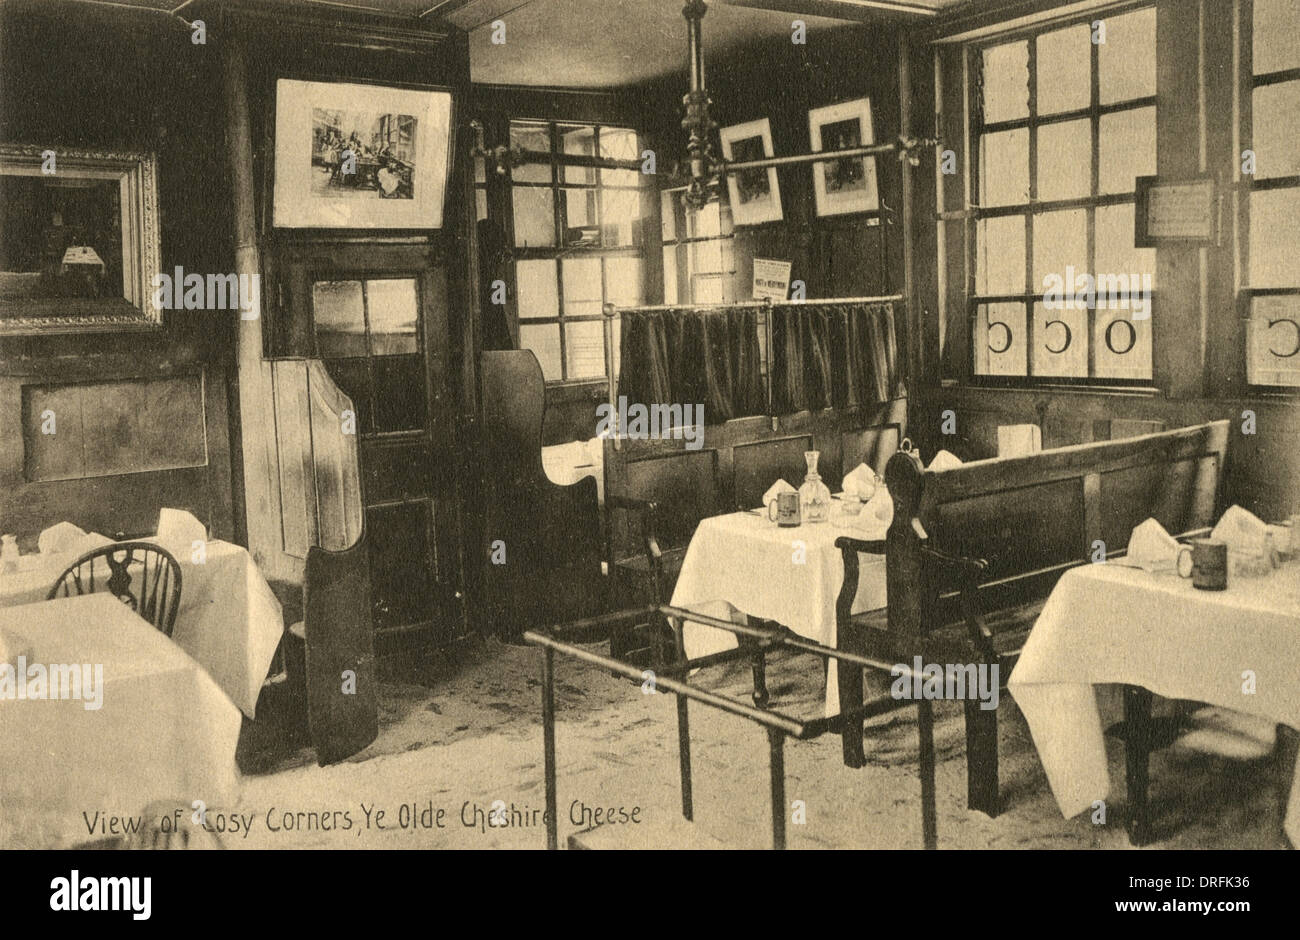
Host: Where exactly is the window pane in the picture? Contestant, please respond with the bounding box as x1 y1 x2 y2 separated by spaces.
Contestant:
1254 0 1300 75
605 256 643 308
975 215 1026 294
474 155 486 184
979 128 1029 207
512 186 555 247
475 188 487 222
689 202 722 239
601 169 640 189
516 259 558 318
661 190 680 241
1098 7 1157 104
563 188 599 246
1094 304 1153 380
562 257 602 317
982 40 1029 123
510 123 551 184
1036 24 1090 115
1099 107 1156 194
561 124 597 185
693 275 725 305
313 280 367 358
565 321 606 380
691 238 724 275
367 278 419 356
601 188 643 247
1032 208 1088 286
372 355 426 432
1095 204 1156 287
1248 188 1300 288
663 246 679 304
601 128 639 163
519 324 562 380
974 302 1027 375
1248 295 1300 386
1253 82 1300 179
1037 119 1091 201
1032 301 1088 377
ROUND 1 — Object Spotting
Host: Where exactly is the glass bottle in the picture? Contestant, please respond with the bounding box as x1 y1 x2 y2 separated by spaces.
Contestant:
799 451 832 523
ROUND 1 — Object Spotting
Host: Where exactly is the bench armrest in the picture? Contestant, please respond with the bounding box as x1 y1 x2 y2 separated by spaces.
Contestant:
921 546 995 660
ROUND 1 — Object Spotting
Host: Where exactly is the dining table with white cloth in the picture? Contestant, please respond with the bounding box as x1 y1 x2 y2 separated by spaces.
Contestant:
0 535 283 718
670 507 890 716
1009 559 1300 845
0 594 243 848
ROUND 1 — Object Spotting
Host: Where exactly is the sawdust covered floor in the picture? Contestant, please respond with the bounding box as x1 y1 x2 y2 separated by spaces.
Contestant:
231 637 1294 850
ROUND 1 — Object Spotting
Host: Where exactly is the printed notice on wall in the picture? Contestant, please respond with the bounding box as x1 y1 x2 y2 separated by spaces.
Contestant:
1136 176 1217 245
752 258 793 301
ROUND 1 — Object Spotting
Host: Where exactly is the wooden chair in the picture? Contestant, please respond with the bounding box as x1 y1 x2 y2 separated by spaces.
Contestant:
47 541 182 636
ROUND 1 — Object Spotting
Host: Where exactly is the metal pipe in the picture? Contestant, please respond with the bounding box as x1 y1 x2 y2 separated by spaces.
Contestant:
677 696 694 821
767 728 787 850
541 646 558 851
524 630 809 737
603 303 620 451
719 139 937 173
764 297 776 431
605 295 903 314
918 699 937 850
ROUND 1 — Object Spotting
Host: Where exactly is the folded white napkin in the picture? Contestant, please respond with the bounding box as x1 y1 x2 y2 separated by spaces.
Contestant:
38 522 87 556
762 479 796 505
1210 505 1270 557
927 450 963 471
841 463 879 499
157 508 207 550
1126 517 1181 571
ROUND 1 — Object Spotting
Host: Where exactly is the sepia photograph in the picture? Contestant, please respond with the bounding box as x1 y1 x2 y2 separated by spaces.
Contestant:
0 0 1298 924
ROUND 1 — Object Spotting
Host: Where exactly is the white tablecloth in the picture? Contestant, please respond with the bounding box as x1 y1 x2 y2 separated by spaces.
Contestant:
1009 561 1300 845
0 539 282 717
670 509 889 715
0 594 243 848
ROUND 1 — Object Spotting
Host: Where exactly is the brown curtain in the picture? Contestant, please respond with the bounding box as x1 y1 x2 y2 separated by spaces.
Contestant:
618 300 903 423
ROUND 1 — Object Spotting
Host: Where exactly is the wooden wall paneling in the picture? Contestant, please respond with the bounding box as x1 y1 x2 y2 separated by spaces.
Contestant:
732 434 815 510
272 359 316 560
307 358 364 552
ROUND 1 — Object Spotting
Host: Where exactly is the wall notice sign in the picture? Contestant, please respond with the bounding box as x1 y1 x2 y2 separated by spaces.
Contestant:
1135 175 1218 246
752 258 793 300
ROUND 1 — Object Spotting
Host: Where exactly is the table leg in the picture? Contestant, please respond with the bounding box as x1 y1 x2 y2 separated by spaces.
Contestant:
918 699 937 850
1124 685 1154 846
676 695 694 821
751 642 769 708
839 662 865 768
541 647 558 851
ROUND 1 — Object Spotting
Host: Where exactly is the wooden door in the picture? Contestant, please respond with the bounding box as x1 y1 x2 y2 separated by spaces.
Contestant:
278 241 464 647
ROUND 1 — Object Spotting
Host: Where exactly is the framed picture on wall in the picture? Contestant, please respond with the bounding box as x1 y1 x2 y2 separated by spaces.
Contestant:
273 78 454 230
808 98 879 217
719 119 783 226
0 144 161 334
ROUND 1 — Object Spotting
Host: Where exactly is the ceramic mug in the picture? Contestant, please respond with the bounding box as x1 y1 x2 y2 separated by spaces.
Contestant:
1176 538 1228 590
767 491 801 527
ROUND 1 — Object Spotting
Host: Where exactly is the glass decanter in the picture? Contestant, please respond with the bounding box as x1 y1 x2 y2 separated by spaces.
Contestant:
799 451 832 523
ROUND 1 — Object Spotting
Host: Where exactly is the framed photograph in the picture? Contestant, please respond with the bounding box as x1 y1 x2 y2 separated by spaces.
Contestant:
808 99 879 217
273 78 453 230
1134 174 1218 247
719 119 783 226
0 145 161 334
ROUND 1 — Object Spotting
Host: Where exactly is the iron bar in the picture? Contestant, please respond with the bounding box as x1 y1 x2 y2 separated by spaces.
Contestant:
719 138 936 174
767 728 787 850
604 295 903 314
677 696 694 821
541 646 558 851
918 699 937 850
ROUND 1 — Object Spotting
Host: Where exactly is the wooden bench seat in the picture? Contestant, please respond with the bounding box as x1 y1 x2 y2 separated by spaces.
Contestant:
836 420 1229 816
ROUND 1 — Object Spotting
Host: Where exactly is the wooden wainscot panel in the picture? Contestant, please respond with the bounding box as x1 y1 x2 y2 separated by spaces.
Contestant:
732 435 813 510
23 375 207 482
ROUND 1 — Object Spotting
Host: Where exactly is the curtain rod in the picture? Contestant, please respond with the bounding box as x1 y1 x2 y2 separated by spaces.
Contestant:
603 295 903 315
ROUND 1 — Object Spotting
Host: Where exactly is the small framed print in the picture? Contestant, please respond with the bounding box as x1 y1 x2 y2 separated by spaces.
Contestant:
719 119 783 226
273 78 453 230
1134 174 1218 247
808 98 879 218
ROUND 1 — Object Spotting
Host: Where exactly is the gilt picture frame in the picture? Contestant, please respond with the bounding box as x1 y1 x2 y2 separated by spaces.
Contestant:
0 144 161 335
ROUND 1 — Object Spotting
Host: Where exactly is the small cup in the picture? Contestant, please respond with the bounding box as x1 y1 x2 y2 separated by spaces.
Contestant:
1176 538 1228 590
767 491 801 527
